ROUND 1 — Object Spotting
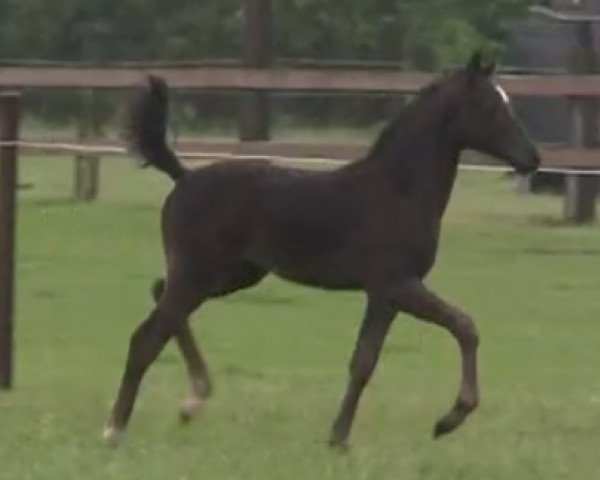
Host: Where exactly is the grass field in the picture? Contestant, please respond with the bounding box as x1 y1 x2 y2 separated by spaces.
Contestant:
2 156 600 480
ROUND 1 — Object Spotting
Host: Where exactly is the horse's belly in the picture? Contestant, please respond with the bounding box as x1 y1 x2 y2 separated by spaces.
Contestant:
248 242 361 290
272 264 362 290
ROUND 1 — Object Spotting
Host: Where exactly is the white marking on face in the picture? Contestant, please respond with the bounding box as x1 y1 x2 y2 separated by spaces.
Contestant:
494 84 510 104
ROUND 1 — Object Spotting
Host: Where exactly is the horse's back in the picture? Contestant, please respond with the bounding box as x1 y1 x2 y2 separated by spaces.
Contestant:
160 160 363 286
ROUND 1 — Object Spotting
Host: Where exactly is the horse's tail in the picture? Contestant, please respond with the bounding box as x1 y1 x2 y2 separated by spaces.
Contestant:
127 75 186 182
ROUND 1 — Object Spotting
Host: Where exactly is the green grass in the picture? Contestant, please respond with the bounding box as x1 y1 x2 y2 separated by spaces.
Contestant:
2 156 600 479
21 113 382 143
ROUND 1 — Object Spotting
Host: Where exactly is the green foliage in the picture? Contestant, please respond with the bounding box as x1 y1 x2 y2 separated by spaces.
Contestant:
275 0 533 67
0 0 241 61
0 0 532 64
0 0 533 125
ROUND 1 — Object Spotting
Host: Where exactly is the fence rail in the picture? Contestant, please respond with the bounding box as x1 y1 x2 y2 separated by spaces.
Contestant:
3 138 599 170
1 65 600 96
1 63 599 213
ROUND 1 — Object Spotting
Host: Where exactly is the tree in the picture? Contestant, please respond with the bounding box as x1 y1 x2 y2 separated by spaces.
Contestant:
0 0 534 65
0 0 534 126
274 0 533 68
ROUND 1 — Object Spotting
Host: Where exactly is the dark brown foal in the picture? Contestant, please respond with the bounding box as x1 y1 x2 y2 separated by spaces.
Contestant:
103 52 539 447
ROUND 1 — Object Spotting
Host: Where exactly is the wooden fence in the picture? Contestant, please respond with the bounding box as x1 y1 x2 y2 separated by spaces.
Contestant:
2 63 600 187
1 64 600 94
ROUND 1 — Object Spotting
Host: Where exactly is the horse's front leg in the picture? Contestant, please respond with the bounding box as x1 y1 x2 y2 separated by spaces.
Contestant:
329 296 396 448
389 280 480 437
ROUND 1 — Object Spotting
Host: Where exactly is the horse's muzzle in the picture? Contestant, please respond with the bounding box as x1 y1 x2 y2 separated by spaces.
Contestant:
515 152 541 175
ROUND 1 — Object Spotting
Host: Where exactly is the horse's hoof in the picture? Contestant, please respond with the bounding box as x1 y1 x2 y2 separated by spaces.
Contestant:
432 413 463 439
103 426 125 448
179 396 203 423
328 437 350 453
433 419 453 438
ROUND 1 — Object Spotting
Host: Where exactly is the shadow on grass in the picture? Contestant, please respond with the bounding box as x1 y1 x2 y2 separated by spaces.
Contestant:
33 289 56 299
222 364 267 381
521 245 600 256
224 293 298 307
527 214 599 229
384 342 422 355
24 197 78 208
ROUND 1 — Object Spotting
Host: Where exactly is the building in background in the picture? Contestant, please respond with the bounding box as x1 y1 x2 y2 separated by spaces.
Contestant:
505 0 600 144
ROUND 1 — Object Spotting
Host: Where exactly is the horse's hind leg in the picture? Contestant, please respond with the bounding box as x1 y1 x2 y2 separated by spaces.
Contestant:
152 279 212 422
176 324 212 422
151 263 266 423
103 274 204 446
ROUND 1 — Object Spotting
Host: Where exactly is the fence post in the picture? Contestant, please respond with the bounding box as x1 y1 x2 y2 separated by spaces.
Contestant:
564 98 600 222
239 0 272 141
74 89 100 201
0 92 21 390
564 21 599 223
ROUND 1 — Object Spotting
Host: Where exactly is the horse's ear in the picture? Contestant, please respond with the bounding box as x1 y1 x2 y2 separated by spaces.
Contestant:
466 50 484 74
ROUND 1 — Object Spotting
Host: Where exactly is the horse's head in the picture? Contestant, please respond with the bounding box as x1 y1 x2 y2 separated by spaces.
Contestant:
447 51 541 174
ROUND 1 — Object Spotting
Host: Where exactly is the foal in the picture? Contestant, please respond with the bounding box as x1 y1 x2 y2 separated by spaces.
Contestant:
103 52 540 447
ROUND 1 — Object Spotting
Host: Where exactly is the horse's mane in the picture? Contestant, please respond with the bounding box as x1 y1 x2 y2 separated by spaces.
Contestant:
365 79 445 160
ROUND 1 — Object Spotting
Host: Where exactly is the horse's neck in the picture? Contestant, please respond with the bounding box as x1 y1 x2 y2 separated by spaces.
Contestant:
366 112 461 219
434 150 460 217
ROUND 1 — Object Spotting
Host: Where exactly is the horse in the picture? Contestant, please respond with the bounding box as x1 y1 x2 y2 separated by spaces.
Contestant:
102 51 540 448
